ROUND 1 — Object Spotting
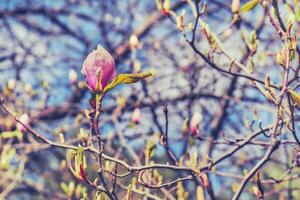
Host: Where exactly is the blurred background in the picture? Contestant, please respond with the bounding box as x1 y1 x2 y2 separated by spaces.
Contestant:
1 0 300 199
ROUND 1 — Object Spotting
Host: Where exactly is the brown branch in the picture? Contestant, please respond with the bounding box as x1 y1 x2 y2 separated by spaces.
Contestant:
162 105 179 165
200 126 272 172
271 0 286 32
232 139 280 200
139 174 193 189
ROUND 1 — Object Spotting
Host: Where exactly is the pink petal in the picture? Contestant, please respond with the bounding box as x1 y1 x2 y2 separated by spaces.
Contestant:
81 45 115 92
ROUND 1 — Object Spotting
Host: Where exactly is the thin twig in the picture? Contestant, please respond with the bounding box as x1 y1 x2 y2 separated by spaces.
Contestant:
232 139 280 200
162 105 179 165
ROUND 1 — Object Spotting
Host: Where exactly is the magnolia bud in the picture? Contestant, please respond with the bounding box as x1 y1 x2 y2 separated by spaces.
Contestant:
24 84 32 94
129 34 139 50
69 69 78 84
262 0 271 8
7 79 16 90
231 0 240 14
276 48 288 67
176 15 184 31
81 45 115 92
189 112 202 135
231 0 240 21
187 22 193 31
17 113 30 132
131 108 141 124
176 10 186 32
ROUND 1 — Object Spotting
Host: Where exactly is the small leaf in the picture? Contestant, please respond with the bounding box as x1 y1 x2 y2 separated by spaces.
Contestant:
163 0 171 14
295 6 300 22
279 106 284 119
197 186 205 200
0 145 16 170
1 129 23 140
117 96 127 108
177 181 189 199
176 14 184 31
60 182 69 195
69 146 88 181
68 181 75 197
196 186 205 200
96 192 108 200
132 177 137 187
69 165 81 180
288 90 300 107
247 57 255 74
84 109 90 119
59 133 65 143
264 75 270 89
75 184 82 198
257 84 274 102
200 2 206 14
286 120 293 131
103 72 152 94
240 0 259 13
231 182 239 192
253 186 259 195
155 0 162 10
199 19 219 50
126 184 132 200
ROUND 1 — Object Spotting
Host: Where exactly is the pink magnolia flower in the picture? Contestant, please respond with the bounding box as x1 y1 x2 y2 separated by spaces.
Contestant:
81 45 115 92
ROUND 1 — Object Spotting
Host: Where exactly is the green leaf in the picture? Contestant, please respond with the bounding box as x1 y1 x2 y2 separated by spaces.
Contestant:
199 19 219 50
0 145 16 170
295 6 300 22
155 0 162 10
69 146 88 181
60 182 69 196
75 146 84 174
240 0 259 13
0 129 23 140
68 181 75 197
96 192 108 200
288 90 300 107
103 72 152 94
126 185 132 200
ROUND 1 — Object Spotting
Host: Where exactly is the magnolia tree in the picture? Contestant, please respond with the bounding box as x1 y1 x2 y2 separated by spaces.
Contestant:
1 0 300 199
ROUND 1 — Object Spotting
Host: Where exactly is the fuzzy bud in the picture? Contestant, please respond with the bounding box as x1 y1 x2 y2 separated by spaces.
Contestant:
81 45 115 92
